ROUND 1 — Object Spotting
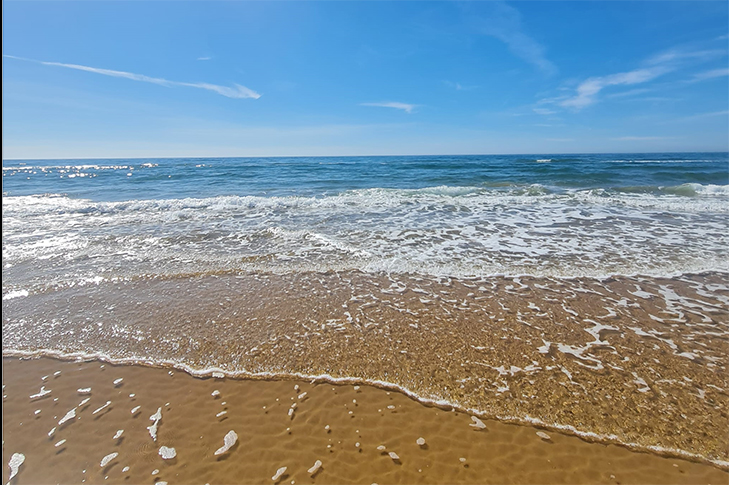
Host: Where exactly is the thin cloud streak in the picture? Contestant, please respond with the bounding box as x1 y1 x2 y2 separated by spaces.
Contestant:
533 108 557 115
560 66 668 109
645 48 725 66
3 55 260 99
606 88 651 99
466 1 556 76
443 80 478 91
669 110 729 122
361 102 417 113
557 47 726 110
690 68 729 82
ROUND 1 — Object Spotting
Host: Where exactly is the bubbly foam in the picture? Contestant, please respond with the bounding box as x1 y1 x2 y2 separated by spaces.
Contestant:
3 186 728 296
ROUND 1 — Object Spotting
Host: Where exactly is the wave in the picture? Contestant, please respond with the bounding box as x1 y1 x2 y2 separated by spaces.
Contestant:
3 184 728 291
614 183 729 197
3 181 728 210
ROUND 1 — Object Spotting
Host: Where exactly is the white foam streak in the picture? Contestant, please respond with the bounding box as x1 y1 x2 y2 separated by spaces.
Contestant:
100 452 118 467
7 453 25 483
214 430 238 456
3 290 29 300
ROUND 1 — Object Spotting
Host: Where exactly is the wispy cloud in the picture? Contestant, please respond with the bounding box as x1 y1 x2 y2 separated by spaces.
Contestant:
668 110 729 122
557 47 726 110
361 102 417 113
443 80 478 91
4 55 260 99
197 56 212 61
645 48 725 66
560 66 668 110
465 1 556 76
532 108 557 115
689 68 729 82
606 88 651 99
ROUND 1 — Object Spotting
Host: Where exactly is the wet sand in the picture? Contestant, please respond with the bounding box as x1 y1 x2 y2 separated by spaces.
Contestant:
4 271 728 465
3 356 728 485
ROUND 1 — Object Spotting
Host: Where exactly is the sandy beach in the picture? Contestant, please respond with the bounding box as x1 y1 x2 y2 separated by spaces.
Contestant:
3 0 729 481
4 155 728 484
3 356 728 485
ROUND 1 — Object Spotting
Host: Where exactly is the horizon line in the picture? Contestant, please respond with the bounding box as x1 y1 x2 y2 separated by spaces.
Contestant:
4 149 728 162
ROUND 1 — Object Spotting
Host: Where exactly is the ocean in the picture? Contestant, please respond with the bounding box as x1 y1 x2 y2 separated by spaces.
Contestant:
3 152 729 467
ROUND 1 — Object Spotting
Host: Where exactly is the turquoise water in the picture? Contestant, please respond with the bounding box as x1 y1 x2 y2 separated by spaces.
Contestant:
3 152 728 200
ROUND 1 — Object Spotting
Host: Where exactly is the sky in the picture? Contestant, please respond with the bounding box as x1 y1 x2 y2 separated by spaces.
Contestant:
2 1 729 159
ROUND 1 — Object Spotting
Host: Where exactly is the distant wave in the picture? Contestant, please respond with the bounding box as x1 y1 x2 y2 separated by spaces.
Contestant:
3 182 727 216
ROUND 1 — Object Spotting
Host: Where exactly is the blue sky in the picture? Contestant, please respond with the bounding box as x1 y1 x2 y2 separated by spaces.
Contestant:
3 1 728 158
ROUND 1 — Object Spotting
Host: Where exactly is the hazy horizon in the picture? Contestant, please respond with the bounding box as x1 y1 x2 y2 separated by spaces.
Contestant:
3 150 729 163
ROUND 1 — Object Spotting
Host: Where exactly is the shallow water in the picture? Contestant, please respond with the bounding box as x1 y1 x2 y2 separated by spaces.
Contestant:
4 271 728 466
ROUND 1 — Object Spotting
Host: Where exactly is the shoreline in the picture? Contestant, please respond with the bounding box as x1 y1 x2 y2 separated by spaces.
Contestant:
3 355 729 485
4 349 729 472
4 270 728 469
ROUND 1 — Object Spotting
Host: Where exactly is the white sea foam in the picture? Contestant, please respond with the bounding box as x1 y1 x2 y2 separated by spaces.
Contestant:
307 460 322 475
147 408 162 441
272 466 287 481
58 408 76 426
29 386 51 400
3 290 29 300
7 453 25 482
214 430 238 456
158 446 176 459
100 452 118 467
2 185 727 291
93 401 112 415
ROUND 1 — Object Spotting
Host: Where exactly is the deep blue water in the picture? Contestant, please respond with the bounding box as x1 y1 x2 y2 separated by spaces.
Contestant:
3 152 727 201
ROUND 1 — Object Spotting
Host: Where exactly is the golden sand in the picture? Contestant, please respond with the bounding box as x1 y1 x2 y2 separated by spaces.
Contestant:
3 357 727 485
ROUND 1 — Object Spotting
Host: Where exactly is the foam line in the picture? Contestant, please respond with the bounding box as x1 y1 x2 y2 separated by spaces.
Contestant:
3 348 727 470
